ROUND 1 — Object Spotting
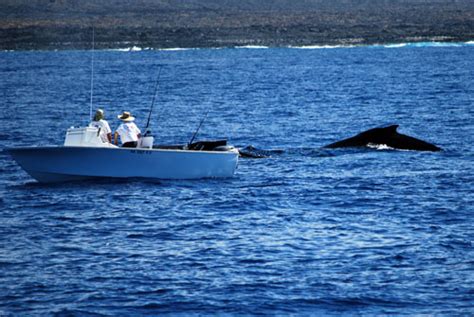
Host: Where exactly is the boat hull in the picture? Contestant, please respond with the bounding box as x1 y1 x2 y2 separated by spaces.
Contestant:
6 146 239 183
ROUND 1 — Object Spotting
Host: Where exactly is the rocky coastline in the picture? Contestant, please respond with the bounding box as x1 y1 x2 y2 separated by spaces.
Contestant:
1 0 473 50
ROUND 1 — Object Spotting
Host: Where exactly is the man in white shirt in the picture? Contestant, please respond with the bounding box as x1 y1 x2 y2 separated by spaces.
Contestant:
114 111 142 148
89 109 112 143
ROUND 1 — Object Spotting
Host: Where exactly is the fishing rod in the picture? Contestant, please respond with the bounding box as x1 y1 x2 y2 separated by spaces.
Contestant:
188 107 211 147
89 27 95 121
144 66 163 136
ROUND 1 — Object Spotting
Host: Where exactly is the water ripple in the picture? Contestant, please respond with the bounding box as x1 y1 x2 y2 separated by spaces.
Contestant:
1 46 473 315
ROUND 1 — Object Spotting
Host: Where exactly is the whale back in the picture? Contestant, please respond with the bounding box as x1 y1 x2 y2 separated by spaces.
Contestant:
325 124 441 151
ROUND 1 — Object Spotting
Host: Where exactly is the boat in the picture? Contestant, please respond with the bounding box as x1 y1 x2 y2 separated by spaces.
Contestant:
5 126 239 183
5 30 239 183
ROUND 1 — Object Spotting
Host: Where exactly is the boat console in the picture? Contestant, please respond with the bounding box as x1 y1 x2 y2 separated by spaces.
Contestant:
64 127 117 148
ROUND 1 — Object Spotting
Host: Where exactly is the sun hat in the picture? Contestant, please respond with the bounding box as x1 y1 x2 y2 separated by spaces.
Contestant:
93 109 104 121
117 111 135 122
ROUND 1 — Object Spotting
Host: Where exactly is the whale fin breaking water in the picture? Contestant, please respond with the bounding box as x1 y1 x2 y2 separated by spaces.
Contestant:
324 124 441 151
238 145 284 158
238 125 441 158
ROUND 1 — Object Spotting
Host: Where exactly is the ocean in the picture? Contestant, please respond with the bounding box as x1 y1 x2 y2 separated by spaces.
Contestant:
1 43 473 315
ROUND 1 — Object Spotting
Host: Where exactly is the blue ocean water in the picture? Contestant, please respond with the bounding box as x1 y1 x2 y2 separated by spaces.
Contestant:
1 43 474 315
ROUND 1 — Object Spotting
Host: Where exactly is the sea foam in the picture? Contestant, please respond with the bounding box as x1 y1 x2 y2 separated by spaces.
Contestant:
235 45 269 49
289 44 356 49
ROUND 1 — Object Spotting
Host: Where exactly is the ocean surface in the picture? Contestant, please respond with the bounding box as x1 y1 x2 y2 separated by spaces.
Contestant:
1 42 473 315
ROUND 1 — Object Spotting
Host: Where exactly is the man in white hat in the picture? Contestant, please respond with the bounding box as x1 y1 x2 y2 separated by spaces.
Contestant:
89 109 112 143
114 111 142 148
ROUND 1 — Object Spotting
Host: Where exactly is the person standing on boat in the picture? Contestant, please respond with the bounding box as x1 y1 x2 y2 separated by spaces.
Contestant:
89 109 112 143
114 111 142 148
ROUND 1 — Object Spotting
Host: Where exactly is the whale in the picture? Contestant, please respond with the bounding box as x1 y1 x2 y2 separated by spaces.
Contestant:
324 125 441 151
238 145 284 158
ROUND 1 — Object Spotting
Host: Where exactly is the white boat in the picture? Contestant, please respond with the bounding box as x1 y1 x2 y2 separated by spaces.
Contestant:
6 126 239 183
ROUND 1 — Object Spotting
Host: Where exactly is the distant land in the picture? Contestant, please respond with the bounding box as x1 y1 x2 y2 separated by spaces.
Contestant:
1 0 473 50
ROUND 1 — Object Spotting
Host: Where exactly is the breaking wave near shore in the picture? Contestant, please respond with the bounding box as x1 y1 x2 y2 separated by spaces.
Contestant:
4 40 473 53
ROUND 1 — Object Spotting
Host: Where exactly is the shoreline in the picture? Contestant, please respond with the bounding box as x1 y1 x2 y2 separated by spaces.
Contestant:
2 39 474 53
2 1 473 52
2 3 473 52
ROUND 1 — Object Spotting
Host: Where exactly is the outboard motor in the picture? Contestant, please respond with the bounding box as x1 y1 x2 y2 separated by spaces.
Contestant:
214 145 237 152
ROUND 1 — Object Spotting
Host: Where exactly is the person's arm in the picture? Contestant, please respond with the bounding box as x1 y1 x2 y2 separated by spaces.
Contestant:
104 121 112 143
114 132 119 145
135 124 142 139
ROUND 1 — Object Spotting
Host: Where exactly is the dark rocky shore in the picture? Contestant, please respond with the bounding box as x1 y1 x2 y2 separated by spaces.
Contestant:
1 0 473 50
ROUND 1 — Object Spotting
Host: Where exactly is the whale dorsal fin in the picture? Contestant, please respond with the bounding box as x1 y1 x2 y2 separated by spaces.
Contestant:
324 124 441 151
379 124 399 134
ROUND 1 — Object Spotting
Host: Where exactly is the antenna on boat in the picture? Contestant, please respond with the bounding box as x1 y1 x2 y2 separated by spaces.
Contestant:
89 27 95 121
144 66 163 136
188 107 211 146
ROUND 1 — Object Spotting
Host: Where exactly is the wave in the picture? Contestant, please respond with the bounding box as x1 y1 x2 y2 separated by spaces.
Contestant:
235 45 269 49
367 143 396 151
105 46 148 52
383 43 408 48
289 44 357 49
288 41 474 50
105 47 218 52
2 40 473 53
159 47 197 51
379 42 464 48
